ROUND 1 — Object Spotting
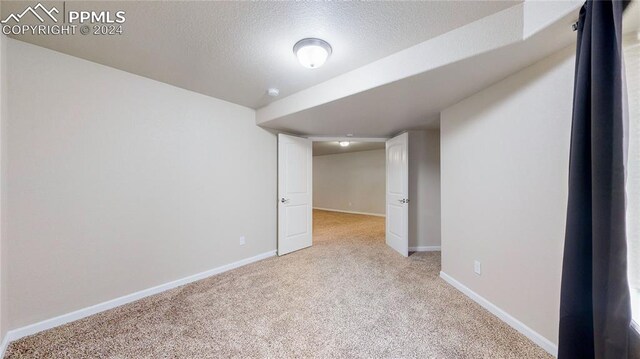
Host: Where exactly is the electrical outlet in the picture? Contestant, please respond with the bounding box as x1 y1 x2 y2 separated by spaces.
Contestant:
239 236 246 246
474 260 481 275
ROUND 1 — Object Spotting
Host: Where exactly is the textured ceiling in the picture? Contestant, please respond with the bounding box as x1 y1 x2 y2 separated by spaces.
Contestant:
257 1 586 137
1 0 520 109
313 141 385 157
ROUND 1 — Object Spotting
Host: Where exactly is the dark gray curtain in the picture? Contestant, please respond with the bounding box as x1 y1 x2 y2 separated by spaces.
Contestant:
558 1 634 358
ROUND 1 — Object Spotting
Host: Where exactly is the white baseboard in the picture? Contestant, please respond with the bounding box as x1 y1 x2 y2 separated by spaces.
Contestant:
4 250 277 345
409 246 441 252
439 271 557 357
313 207 385 217
0 332 9 358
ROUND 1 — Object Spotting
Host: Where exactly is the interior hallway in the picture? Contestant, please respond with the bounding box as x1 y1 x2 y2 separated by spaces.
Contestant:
6 210 549 358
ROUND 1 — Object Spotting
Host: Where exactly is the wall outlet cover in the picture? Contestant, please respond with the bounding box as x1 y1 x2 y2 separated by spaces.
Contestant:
474 260 481 275
239 236 246 245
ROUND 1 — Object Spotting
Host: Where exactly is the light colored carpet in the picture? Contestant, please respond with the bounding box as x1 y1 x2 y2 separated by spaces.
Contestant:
6 210 551 358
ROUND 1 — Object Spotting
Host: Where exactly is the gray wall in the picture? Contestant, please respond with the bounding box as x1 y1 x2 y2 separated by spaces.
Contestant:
5 39 277 329
313 149 385 216
408 130 441 249
440 46 574 344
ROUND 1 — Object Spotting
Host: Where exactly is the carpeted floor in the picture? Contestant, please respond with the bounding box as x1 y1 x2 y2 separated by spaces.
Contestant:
6 210 551 358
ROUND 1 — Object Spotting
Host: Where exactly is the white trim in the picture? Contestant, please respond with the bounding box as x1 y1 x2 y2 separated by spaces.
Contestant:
5 250 277 343
0 333 9 358
439 271 557 357
307 136 388 143
409 246 441 252
313 207 385 217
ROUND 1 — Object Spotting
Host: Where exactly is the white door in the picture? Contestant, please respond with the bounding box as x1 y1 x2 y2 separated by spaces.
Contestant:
278 134 313 256
386 132 409 257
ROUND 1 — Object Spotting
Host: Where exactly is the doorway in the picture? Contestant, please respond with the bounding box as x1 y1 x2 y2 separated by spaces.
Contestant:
277 134 409 257
277 132 440 257
311 139 389 253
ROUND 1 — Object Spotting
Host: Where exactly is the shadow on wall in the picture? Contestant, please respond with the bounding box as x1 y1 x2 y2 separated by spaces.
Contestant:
408 130 441 250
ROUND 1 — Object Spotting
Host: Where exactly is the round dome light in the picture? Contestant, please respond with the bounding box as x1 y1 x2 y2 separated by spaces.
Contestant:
267 88 280 97
293 38 332 69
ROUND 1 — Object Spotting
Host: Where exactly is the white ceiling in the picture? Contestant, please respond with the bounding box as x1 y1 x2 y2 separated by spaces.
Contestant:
1 1 519 109
256 1 584 137
257 1 639 138
313 141 385 156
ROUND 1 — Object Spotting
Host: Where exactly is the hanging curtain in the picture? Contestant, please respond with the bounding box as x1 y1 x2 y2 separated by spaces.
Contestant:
558 1 634 358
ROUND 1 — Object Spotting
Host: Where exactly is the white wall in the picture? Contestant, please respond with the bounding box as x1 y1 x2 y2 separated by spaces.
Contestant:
408 130 441 249
5 39 277 329
440 45 574 345
0 30 7 341
313 149 385 216
623 31 640 323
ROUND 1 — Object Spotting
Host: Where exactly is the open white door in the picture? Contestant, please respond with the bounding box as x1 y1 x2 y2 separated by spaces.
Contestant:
386 132 409 257
278 134 313 256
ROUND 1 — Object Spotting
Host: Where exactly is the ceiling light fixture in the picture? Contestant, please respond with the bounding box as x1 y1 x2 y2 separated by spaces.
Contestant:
293 38 332 69
339 141 350 147
267 88 280 97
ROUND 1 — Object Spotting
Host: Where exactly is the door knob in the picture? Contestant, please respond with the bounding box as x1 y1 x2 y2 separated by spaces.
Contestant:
398 198 410 204
281 198 290 203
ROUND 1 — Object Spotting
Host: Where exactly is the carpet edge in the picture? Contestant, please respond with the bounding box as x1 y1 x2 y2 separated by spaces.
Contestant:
4 250 277 346
439 271 558 357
